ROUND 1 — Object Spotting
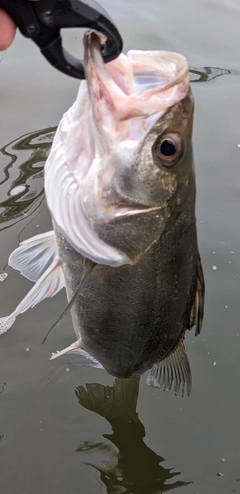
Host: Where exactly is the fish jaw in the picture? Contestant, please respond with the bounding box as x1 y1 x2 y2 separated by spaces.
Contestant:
45 32 190 266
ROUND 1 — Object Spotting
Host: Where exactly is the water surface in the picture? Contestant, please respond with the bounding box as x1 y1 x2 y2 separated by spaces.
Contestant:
1 1 240 493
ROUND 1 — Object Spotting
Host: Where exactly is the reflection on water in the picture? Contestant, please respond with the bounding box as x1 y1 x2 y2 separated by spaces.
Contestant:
75 377 190 493
0 127 56 231
189 66 240 82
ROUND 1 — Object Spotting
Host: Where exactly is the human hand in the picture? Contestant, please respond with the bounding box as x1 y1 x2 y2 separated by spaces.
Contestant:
0 1 40 50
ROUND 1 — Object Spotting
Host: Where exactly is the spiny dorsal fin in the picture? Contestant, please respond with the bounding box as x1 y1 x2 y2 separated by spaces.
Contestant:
146 337 192 397
189 254 205 336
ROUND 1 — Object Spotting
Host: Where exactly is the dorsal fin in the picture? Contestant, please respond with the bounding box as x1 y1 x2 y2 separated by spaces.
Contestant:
189 254 205 336
146 337 192 396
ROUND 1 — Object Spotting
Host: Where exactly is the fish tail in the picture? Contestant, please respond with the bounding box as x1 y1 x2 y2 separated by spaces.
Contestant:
75 376 140 420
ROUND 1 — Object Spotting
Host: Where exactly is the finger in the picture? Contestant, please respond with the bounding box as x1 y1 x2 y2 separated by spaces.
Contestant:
0 9 16 50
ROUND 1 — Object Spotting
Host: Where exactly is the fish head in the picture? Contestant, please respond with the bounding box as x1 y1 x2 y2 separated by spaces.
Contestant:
105 89 195 214
45 32 194 265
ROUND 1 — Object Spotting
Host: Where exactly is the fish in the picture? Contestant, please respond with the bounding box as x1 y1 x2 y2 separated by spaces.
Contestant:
0 31 204 396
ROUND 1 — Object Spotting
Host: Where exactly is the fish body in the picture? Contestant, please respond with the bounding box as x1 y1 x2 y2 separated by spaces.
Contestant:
0 33 204 395
55 194 199 380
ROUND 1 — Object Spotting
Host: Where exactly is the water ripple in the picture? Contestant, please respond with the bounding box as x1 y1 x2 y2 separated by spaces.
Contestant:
0 127 56 231
190 65 240 82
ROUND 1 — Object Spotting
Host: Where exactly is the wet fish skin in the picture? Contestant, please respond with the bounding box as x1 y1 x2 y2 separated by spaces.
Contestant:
54 90 203 387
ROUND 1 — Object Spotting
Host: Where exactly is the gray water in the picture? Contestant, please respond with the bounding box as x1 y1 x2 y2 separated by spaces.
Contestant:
1 1 240 493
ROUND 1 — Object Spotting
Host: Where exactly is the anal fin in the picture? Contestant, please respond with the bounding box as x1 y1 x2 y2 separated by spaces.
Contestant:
146 337 192 397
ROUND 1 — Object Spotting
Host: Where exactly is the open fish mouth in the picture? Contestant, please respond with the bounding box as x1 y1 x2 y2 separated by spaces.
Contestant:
83 30 189 137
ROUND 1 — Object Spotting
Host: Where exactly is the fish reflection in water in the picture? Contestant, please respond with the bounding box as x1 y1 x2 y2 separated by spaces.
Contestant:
75 377 190 493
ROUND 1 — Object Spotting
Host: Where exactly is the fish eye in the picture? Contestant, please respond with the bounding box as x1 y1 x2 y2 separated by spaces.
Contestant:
153 133 183 167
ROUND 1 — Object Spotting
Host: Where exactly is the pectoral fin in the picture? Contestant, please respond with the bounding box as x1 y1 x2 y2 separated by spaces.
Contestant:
146 337 192 396
0 232 65 335
9 231 59 282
